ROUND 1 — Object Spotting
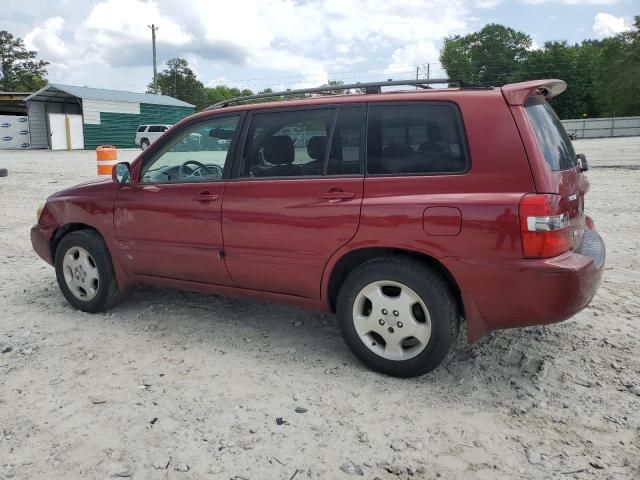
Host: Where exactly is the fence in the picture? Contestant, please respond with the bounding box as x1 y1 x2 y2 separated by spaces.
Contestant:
561 116 640 139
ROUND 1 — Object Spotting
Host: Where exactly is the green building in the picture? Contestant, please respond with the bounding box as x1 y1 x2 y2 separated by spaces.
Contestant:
24 84 194 150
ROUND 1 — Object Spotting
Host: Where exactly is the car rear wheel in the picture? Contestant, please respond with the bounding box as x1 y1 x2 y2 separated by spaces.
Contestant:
54 230 121 312
140 138 150 150
337 257 459 377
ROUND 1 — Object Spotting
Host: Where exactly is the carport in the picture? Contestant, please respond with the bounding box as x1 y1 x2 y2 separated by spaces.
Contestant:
24 84 194 150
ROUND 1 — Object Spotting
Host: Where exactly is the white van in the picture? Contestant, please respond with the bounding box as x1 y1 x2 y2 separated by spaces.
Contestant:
135 125 172 149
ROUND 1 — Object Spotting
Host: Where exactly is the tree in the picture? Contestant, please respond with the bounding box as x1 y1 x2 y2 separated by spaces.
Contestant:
203 85 253 107
592 16 640 117
320 80 348 94
0 30 48 91
440 24 532 86
149 58 206 110
515 40 600 119
438 19 640 118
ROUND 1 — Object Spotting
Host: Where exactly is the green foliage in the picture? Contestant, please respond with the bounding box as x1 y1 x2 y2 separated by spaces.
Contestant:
148 58 206 109
592 16 640 117
204 85 251 106
514 40 600 119
0 30 48 91
321 79 348 94
440 24 531 86
440 19 640 118
149 57 260 110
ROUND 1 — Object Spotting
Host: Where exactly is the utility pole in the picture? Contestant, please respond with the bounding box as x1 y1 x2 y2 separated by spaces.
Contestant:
148 24 159 94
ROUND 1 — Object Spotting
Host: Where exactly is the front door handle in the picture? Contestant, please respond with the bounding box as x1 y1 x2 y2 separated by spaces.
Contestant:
320 190 355 202
193 191 220 203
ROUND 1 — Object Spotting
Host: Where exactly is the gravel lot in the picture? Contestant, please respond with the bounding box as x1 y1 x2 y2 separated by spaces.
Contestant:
0 138 638 480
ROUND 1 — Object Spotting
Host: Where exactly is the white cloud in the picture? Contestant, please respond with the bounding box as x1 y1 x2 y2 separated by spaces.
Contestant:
17 0 489 91
527 39 542 51
183 1 463 83
524 0 617 4
473 0 502 8
84 0 191 45
24 17 70 62
592 12 631 37
386 43 440 76
258 50 330 89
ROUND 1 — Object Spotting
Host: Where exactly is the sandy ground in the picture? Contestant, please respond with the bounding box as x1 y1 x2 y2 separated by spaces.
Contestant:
0 138 638 480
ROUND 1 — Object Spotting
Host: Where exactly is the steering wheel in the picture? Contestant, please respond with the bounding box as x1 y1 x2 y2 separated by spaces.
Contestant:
178 160 221 179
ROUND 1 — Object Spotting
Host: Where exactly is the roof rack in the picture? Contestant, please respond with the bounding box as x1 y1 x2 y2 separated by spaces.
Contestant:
205 78 466 110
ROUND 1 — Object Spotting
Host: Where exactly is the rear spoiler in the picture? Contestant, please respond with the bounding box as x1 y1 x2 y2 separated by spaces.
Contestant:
501 79 567 106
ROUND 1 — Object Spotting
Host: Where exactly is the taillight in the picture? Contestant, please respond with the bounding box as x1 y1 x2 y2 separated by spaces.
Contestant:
519 194 571 258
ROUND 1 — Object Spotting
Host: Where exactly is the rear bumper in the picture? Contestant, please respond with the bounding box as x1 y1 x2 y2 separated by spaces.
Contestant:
31 224 54 265
449 228 605 342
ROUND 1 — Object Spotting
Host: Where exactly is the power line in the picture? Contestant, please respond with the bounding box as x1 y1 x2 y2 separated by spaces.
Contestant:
59 58 607 96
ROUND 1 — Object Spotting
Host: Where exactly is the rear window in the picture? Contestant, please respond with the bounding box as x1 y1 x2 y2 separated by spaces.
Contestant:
366 103 469 175
525 98 576 171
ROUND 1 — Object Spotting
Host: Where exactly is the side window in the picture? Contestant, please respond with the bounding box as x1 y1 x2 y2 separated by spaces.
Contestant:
240 109 335 178
326 107 363 176
140 116 240 184
137 126 147 132
366 103 469 175
148 125 165 133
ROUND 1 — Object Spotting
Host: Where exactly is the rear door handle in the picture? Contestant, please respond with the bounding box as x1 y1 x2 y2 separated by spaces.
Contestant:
320 190 355 201
193 192 220 202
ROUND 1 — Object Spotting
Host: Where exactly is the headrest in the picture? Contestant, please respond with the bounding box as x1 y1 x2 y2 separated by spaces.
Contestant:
263 135 294 165
307 136 327 161
426 121 444 142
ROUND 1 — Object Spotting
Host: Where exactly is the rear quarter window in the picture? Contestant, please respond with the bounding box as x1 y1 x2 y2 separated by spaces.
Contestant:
366 102 469 175
137 126 147 132
524 97 576 171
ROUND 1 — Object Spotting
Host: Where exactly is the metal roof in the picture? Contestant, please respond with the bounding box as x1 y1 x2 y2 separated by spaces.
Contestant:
24 84 194 108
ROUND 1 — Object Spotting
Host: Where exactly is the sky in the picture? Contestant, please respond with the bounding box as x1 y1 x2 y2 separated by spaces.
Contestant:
3 0 637 94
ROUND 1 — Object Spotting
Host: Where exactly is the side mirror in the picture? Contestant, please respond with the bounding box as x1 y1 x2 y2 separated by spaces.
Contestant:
576 153 589 172
112 162 132 184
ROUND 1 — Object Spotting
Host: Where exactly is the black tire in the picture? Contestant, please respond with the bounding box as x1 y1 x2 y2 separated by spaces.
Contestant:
140 138 150 150
54 230 121 313
0 168 8 177
337 257 459 377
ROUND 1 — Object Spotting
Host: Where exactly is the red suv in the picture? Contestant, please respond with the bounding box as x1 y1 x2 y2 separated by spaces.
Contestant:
31 79 605 377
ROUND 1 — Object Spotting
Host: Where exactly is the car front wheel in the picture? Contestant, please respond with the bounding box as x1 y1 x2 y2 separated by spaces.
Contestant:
54 230 121 312
337 257 459 377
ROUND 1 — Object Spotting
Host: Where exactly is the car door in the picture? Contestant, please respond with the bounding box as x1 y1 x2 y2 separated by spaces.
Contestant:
222 105 365 298
114 114 242 285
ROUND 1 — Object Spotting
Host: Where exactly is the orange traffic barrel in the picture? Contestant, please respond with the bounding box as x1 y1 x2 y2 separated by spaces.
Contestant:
96 145 118 175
